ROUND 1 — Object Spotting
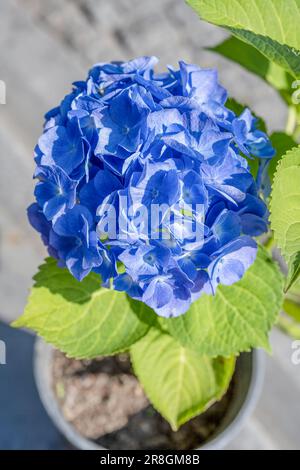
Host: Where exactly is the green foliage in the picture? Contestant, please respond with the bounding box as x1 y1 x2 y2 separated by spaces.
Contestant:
270 146 300 291
209 36 292 92
14 258 156 358
278 278 300 339
187 0 300 78
227 28 300 80
15 258 237 430
131 328 235 430
269 132 298 183
160 247 283 356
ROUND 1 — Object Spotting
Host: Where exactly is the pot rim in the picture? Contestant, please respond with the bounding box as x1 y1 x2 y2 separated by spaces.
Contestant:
200 348 265 449
33 338 265 450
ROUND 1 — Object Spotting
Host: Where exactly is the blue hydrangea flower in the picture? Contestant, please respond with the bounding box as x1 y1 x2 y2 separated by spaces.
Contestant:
50 205 103 281
34 165 78 222
29 57 275 317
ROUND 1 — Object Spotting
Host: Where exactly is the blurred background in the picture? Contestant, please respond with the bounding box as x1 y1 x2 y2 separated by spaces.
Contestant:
0 0 299 449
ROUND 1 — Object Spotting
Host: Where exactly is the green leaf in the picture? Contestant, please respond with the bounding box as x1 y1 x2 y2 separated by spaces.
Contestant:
209 36 292 91
187 0 300 78
268 132 298 184
188 0 300 49
160 246 283 357
130 328 235 430
283 278 300 322
270 146 300 291
187 0 300 50
279 278 300 339
285 253 300 291
228 28 300 80
13 258 155 358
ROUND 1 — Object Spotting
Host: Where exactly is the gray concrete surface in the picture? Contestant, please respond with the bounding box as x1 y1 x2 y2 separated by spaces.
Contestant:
0 0 298 450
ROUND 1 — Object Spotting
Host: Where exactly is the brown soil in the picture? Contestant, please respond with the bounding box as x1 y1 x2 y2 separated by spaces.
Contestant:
52 351 234 450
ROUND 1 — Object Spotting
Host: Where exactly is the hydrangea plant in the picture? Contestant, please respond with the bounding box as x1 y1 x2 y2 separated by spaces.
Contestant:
28 57 273 317
15 0 300 430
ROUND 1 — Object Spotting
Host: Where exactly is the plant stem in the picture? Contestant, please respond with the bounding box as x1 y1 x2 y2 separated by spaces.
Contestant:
286 106 297 135
263 233 275 252
277 314 300 339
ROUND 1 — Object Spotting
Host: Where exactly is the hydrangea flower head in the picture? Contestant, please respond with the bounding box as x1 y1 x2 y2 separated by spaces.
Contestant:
28 57 274 317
